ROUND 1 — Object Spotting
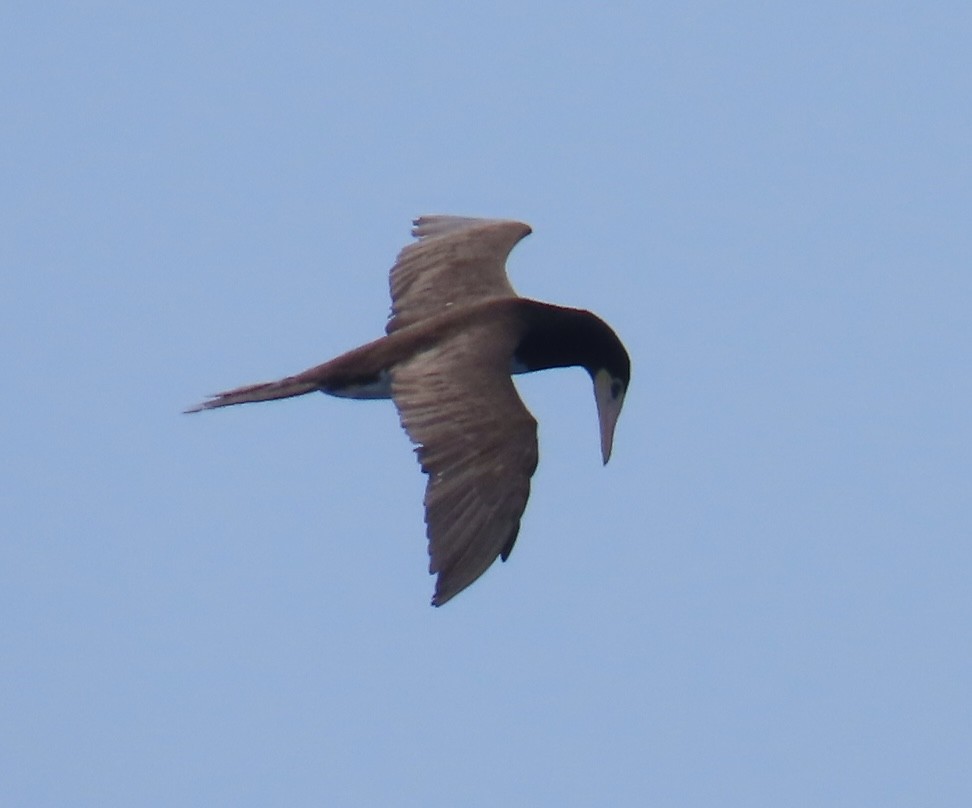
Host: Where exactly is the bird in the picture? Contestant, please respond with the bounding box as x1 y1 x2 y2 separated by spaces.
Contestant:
186 215 630 606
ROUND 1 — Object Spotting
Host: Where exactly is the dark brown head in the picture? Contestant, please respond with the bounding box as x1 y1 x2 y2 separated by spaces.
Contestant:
513 302 631 463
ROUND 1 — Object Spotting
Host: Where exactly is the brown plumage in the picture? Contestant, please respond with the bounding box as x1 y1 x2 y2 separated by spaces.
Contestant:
187 216 630 605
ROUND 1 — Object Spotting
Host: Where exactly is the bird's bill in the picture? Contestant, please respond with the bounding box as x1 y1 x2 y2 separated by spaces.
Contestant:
593 369 625 465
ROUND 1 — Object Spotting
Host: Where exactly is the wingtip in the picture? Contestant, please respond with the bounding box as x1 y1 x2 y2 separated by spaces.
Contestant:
410 214 532 243
430 588 448 608
430 583 459 608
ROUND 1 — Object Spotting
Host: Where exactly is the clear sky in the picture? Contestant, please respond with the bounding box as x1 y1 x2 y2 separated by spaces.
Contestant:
3 3 970 806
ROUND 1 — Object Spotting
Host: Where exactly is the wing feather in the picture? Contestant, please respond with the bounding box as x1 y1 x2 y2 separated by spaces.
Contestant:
391 322 539 605
386 216 532 333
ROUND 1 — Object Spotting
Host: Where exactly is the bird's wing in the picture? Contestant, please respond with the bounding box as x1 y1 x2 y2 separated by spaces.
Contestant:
386 215 532 334
392 321 539 605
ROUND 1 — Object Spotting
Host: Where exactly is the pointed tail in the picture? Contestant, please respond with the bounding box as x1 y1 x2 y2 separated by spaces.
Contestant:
184 376 319 413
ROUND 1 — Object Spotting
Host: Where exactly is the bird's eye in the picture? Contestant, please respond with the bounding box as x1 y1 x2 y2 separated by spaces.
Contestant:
610 379 623 400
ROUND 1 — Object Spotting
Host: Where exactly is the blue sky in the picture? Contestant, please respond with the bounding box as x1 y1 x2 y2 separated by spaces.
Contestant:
3 3 970 805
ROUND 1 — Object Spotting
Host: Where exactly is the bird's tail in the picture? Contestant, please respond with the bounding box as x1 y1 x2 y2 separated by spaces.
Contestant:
184 376 319 413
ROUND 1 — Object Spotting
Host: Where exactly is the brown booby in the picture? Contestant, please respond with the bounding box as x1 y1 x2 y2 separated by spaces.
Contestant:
186 216 630 606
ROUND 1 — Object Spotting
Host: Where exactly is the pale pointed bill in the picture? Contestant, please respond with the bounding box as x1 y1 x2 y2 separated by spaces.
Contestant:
593 368 626 465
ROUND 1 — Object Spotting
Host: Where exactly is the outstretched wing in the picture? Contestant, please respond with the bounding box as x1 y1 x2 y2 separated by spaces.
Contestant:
391 320 539 606
386 215 532 334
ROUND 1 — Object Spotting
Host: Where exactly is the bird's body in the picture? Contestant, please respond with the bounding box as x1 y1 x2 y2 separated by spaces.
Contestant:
187 216 630 605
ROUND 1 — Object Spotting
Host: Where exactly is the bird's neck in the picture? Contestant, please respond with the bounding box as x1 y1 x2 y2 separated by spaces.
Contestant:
512 301 609 376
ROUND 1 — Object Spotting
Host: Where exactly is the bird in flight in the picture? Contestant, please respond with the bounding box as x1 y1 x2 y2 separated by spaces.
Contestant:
186 215 630 606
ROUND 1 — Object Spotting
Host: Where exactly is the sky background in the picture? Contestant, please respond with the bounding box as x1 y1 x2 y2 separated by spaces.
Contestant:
3 2 971 806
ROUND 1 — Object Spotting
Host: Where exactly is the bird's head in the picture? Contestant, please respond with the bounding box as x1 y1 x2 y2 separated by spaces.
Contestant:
513 301 630 465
